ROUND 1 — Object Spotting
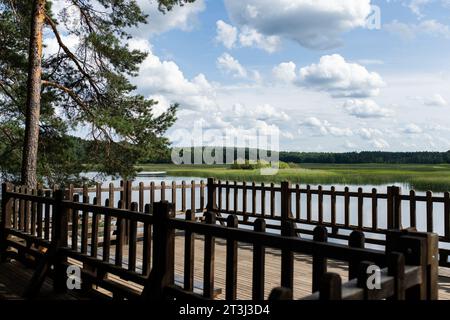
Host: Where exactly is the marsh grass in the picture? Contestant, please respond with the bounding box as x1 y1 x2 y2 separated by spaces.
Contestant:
137 163 450 192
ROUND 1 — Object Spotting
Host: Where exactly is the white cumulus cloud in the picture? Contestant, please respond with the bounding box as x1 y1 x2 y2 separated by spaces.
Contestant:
272 62 297 83
133 0 206 35
217 53 248 78
224 0 372 50
216 20 238 49
343 99 394 118
298 54 385 98
424 94 448 106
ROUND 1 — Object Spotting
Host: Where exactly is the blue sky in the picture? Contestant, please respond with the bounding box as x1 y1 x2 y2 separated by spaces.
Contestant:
51 0 450 152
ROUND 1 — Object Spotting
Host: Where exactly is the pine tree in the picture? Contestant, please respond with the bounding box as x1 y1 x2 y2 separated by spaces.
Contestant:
0 0 194 187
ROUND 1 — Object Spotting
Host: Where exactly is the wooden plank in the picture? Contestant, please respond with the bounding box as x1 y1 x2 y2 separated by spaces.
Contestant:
358 188 363 229
12 186 18 230
307 185 312 222
19 187 25 231
172 181 177 212
252 182 257 216
184 210 195 291
150 182 155 206
128 203 138 272
217 180 222 213
242 182 247 221
318 185 323 224
372 188 378 230
24 187 30 233
139 182 144 213
410 190 417 229
191 180 196 213
270 183 275 218
233 181 238 214
30 189 37 236
103 183 114 262
427 191 433 233
344 187 350 227
44 190 51 240
261 183 266 217
200 180 205 212
161 181 166 202
103 198 112 263
330 186 336 226
36 189 44 238
182 181 187 212
225 181 230 213
81 188 89 255
115 200 125 267
72 194 80 251
142 204 152 276
91 196 99 258
296 184 301 221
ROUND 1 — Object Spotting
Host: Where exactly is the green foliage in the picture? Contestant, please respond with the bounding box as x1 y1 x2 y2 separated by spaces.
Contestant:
230 160 290 170
138 163 450 192
0 0 193 186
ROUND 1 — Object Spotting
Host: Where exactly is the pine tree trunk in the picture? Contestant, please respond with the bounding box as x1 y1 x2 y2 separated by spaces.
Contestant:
21 0 46 188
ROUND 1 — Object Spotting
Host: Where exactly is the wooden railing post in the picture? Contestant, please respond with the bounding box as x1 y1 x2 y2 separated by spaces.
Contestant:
53 189 69 293
387 230 439 300
0 183 13 262
280 182 296 292
394 186 402 229
348 230 365 279
281 220 295 297
184 209 195 291
281 181 291 221
252 218 266 300
225 215 238 300
387 186 394 229
388 252 406 300
141 201 175 300
319 273 342 300
206 178 217 212
269 287 292 300
203 211 216 298
387 186 402 230
312 226 328 292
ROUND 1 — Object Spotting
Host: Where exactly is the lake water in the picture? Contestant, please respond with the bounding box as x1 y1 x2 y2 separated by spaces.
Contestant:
86 174 447 243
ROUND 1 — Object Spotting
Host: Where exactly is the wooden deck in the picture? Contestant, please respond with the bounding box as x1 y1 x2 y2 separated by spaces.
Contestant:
0 260 82 300
2 233 450 300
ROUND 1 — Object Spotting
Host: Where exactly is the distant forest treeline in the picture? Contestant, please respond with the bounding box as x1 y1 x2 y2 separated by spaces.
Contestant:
158 147 450 164
69 140 450 165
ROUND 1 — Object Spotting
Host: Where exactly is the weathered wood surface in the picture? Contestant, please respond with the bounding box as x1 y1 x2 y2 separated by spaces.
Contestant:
84 234 450 300
1 234 450 300
0 260 81 300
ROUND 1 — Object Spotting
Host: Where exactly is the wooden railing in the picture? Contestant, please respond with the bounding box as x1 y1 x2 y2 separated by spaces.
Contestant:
3 178 450 266
0 182 440 300
206 179 450 267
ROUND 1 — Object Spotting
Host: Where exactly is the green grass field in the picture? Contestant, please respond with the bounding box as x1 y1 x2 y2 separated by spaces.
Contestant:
137 163 450 192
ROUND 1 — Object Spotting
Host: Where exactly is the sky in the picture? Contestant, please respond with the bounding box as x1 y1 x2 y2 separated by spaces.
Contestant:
51 0 450 152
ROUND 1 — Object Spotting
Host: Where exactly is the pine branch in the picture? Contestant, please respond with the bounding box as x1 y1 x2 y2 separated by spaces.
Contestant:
44 13 102 98
41 80 113 143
